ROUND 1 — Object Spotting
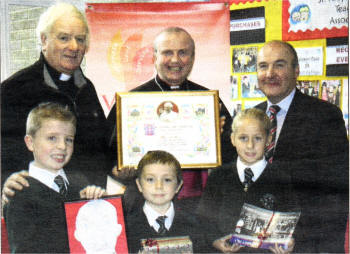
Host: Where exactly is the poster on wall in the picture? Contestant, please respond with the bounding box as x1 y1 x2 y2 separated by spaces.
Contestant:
240 74 265 99
321 80 342 107
282 0 348 41
85 2 231 115
326 37 349 76
295 47 323 76
230 7 265 45
297 80 320 98
232 47 258 73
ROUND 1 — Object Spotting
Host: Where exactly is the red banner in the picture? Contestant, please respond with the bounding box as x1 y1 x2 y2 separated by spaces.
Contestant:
85 2 231 114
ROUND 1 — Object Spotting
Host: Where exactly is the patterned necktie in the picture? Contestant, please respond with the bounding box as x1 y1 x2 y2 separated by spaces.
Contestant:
54 175 67 198
266 105 281 163
156 216 168 235
243 168 254 192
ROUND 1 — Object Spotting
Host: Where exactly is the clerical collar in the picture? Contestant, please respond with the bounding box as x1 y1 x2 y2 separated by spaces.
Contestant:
60 73 71 81
154 75 188 91
41 53 72 82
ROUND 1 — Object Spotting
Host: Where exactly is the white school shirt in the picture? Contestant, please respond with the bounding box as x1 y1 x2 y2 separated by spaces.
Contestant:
266 88 295 143
143 201 175 232
28 161 69 193
237 157 267 183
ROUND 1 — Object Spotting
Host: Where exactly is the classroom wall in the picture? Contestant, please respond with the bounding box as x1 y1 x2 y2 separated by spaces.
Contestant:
229 0 348 131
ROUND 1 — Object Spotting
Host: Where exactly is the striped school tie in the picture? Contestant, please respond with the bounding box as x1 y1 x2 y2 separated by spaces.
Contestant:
243 168 254 192
156 216 168 235
54 175 67 198
265 105 281 163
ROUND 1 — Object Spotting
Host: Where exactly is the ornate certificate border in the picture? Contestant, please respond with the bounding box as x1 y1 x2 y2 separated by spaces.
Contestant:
116 91 222 169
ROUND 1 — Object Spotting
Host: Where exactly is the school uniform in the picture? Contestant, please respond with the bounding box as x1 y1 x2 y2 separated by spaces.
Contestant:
4 162 89 253
197 157 298 252
256 89 349 252
126 201 213 253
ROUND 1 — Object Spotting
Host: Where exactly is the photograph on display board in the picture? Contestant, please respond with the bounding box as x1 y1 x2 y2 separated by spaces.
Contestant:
241 74 265 99
231 75 238 99
321 80 342 107
232 47 258 73
64 196 128 254
297 80 320 98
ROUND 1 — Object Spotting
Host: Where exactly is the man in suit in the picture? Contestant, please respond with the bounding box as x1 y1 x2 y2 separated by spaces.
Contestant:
255 40 348 253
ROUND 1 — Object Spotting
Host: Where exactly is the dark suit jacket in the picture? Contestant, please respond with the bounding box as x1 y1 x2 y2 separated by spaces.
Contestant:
125 204 213 253
4 170 89 253
197 160 299 252
1 54 111 186
256 89 349 253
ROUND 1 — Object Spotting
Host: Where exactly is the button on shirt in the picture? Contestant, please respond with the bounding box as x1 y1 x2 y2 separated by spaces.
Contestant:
143 201 175 232
28 162 69 193
266 89 295 143
237 157 267 183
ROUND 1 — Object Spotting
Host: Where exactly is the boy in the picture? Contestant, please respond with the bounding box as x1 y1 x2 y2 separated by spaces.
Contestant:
197 108 297 253
125 150 213 253
4 102 105 253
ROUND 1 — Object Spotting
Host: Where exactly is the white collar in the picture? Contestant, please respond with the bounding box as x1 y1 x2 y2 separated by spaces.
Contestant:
143 201 175 231
59 73 71 81
267 88 295 114
236 157 267 182
29 161 69 193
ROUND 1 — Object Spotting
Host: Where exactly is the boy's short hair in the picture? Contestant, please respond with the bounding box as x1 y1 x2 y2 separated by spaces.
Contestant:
136 150 182 184
232 108 271 136
26 102 77 136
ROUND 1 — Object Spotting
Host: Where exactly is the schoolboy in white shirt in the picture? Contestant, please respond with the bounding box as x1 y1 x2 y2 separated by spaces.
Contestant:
125 150 212 253
198 108 298 253
4 102 105 253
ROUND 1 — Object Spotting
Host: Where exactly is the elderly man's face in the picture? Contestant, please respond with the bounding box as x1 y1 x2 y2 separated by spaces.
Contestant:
154 32 194 86
41 15 87 75
257 42 299 104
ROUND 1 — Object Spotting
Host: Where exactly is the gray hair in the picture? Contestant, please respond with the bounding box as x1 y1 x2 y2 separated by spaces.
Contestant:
36 2 89 48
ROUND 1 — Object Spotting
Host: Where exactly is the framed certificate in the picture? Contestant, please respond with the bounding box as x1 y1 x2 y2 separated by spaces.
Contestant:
115 91 222 169
64 196 128 253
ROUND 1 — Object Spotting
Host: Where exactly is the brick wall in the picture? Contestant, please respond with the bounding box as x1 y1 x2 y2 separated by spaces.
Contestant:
8 5 46 76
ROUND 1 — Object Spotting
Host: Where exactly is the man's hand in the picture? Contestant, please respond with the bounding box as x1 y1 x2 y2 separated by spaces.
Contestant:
269 238 295 254
111 165 137 180
79 185 106 199
213 235 242 253
2 170 30 206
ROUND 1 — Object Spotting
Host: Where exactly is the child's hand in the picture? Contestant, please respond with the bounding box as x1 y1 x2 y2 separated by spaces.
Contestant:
269 238 295 254
79 185 106 199
213 235 242 253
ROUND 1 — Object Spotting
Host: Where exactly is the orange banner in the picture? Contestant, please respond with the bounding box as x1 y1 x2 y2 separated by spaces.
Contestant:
85 2 231 115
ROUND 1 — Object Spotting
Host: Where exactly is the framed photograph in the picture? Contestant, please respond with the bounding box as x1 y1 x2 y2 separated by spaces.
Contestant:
64 196 128 253
115 91 222 169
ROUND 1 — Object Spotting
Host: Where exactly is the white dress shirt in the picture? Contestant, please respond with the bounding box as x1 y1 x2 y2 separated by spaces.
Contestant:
266 89 296 143
237 157 267 183
143 201 175 232
28 161 69 193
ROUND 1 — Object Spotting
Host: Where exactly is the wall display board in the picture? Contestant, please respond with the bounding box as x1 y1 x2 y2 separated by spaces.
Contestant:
230 0 348 134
